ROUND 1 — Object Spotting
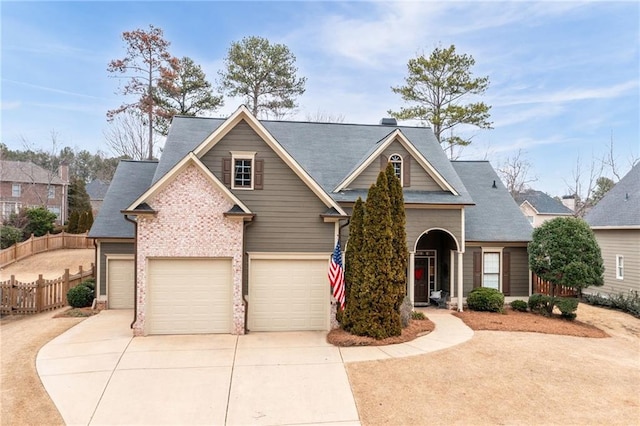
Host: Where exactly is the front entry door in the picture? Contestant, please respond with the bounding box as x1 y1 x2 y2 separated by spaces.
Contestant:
414 250 437 304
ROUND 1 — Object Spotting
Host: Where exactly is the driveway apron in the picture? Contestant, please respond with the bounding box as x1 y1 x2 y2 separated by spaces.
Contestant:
37 309 472 425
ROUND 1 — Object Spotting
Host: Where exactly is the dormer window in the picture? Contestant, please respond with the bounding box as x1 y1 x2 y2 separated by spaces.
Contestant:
389 154 403 185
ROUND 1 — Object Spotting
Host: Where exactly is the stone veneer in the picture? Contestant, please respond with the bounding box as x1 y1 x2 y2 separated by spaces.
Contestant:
132 164 245 335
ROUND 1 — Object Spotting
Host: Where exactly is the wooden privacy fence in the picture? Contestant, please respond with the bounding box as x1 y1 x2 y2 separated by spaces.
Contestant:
0 232 94 268
532 273 578 297
0 264 95 315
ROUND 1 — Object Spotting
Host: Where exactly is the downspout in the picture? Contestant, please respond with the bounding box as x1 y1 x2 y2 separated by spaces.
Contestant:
123 214 138 329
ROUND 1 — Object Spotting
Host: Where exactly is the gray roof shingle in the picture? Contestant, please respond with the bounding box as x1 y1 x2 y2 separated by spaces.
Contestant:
513 189 573 215
585 164 640 227
88 160 158 238
86 179 110 201
0 160 64 185
155 116 473 205
453 161 533 242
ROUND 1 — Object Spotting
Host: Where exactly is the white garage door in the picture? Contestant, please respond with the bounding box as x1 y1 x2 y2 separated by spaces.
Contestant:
147 258 232 335
108 259 134 309
248 258 329 332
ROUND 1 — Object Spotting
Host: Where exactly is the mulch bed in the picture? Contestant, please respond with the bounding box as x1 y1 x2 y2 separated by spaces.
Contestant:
327 319 435 346
453 308 609 338
53 307 101 318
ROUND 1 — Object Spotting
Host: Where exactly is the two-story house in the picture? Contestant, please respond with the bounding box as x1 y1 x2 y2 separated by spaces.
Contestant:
89 106 532 336
0 160 69 225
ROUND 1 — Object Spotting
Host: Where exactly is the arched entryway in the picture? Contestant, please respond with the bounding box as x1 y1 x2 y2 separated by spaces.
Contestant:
412 229 459 306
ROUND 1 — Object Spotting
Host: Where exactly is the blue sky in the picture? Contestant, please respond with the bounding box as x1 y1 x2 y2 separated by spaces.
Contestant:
2 1 638 197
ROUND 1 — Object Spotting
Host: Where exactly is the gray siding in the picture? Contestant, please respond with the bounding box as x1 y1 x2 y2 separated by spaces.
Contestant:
405 208 462 250
201 120 335 253
585 229 640 295
463 245 529 297
349 141 442 191
98 241 134 295
506 247 530 297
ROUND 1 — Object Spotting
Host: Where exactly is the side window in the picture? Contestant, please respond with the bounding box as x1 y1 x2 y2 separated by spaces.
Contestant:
12 183 21 197
224 151 263 190
616 255 624 280
482 252 500 289
234 159 252 189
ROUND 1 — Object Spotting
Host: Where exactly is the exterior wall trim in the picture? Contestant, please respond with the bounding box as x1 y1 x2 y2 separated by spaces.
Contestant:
126 153 251 214
412 227 461 252
333 129 458 195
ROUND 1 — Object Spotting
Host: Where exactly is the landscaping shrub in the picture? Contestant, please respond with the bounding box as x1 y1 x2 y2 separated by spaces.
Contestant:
67 284 94 308
510 300 528 312
411 311 426 320
467 287 504 312
0 225 23 249
555 297 579 320
400 296 413 328
583 292 640 318
80 278 96 292
528 293 553 315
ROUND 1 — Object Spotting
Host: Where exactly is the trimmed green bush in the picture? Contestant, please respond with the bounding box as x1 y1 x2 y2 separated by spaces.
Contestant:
467 287 504 312
80 278 96 292
528 293 552 315
583 292 640 318
555 297 579 320
67 284 94 308
0 225 23 249
510 300 528 312
411 311 426 320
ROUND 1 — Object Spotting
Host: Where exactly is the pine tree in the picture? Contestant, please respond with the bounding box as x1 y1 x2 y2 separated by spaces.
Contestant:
341 197 365 330
385 163 408 310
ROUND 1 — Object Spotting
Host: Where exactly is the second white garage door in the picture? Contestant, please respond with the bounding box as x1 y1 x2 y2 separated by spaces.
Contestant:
147 258 232 335
107 258 134 309
248 258 329 332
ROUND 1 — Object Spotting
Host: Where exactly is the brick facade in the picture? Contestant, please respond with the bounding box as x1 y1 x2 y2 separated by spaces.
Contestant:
0 181 66 224
132 164 245 336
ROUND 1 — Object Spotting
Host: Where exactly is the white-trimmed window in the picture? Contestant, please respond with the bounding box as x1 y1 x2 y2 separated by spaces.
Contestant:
48 186 55 199
527 215 534 225
483 252 500 289
616 255 624 280
47 206 61 219
231 151 256 190
389 154 403 185
12 184 21 197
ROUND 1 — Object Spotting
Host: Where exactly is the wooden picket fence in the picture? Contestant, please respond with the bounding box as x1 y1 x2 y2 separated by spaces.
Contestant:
0 232 94 268
0 264 95 315
532 273 578 297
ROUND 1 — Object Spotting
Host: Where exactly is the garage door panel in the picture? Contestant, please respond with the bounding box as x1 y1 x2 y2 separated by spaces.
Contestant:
108 259 134 309
249 259 328 332
147 259 232 335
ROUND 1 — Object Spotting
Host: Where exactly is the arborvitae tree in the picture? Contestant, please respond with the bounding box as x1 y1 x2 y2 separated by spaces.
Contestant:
68 178 91 213
341 197 365 330
77 211 89 233
385 162 408 310
67 210 80 233
85 210 94 232
360 171 401 338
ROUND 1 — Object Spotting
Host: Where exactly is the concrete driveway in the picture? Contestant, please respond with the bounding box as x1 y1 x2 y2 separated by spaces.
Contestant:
37 310 472 425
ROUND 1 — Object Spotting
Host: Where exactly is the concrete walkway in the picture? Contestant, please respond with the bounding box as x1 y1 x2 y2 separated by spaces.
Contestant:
37 310 473 426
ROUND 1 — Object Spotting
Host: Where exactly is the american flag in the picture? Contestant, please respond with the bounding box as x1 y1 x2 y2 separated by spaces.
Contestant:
329 241 345 310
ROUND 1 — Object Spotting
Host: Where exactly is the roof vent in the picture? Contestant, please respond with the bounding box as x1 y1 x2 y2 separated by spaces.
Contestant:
492 180 497 189
380 118 397 126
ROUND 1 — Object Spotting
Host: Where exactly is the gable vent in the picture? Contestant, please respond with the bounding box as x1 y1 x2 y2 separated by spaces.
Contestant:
380 118 397 126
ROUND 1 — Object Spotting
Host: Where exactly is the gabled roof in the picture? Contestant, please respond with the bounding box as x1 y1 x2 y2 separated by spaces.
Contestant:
158 111 473 206
86 179 110 201
453 161 532 242
88 160 158 239
513 189 572 215
585 163 640 228
126 152 252 215
333 129 457 194
0 160 64 185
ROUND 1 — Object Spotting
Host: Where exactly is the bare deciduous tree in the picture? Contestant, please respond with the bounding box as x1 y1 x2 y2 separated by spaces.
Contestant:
305 110 346 123
497 149 537 197
103 111 150 160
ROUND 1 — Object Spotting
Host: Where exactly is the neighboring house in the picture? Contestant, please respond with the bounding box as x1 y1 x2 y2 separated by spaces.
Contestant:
584 164 639 296
513 189 573 227
89 106 532 336
0 160 69 225
86 179 110 217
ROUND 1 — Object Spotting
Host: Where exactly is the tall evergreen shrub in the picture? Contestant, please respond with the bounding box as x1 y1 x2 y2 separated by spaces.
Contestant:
385 163 408 310
341 197 365 329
